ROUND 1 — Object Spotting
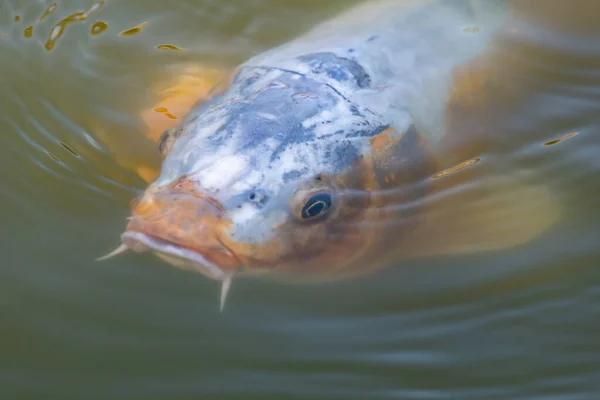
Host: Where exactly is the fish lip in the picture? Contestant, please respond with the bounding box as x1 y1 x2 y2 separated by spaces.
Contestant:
120 231 230 281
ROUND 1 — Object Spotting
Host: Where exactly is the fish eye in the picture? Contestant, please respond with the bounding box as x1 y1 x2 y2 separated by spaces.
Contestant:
300 192 333 220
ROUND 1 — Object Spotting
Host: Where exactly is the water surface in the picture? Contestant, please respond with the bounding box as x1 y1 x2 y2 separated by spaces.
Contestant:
1 1 599 399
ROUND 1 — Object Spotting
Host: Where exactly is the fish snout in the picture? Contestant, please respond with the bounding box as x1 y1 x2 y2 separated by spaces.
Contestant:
123 189 241 274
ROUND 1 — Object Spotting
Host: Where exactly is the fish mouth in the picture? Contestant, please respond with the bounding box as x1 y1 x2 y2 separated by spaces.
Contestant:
120 231 232 281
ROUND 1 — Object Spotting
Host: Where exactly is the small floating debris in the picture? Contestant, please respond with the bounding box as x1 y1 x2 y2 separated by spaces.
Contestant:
40 3 58 21
154 107 177 120
543 132 578 146
59 141 80 157
45 0 104 51
46 151 62 163
119 21 147 37
91 21 108 36
156 44 185 51
433 157 481 179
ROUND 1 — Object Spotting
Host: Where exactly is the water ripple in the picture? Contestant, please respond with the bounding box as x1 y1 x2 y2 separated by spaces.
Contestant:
1 1 600 399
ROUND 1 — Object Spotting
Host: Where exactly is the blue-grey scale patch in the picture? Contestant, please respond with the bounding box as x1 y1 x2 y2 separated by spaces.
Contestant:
345 123 390 139
323 140 361 168
282 169 306 183
157 65 390 196
192 67 384 165
296 52 371 89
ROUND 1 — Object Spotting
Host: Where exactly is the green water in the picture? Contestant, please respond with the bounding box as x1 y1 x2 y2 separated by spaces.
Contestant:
1 1 600 399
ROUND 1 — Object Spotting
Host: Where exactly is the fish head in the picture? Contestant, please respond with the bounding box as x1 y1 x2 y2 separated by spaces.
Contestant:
110 66 428 291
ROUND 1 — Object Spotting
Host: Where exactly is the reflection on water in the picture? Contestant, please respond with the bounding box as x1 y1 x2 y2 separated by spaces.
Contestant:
1 0 599 398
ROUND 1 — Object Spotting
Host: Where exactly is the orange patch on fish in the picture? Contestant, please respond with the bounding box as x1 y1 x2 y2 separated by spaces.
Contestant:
126 177 240 272
370 126 404 153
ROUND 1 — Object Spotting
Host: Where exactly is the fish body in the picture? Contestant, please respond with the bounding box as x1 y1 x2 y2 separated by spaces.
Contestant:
103 0 562 307
243 0 507 148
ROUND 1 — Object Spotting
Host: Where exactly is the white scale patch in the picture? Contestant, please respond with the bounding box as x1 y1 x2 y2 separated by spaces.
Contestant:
196 154 249 191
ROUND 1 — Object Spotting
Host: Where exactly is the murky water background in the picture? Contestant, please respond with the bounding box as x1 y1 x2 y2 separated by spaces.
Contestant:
1 1 599 399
